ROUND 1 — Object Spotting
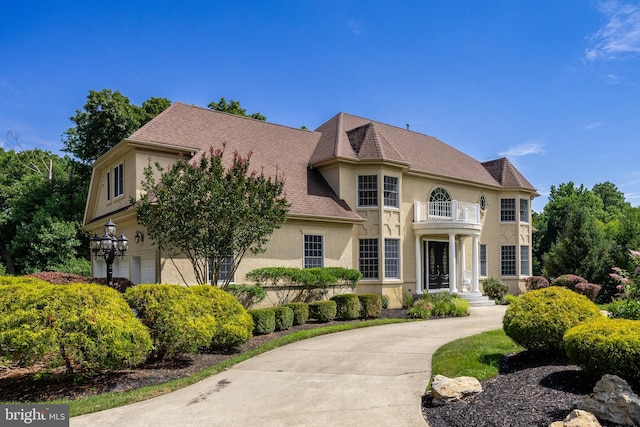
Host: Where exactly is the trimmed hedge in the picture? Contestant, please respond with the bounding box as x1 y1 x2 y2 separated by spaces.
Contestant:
524 276 549 291
0 282 152 373
248 308 276 335
330 294 360 320
503 286 603 354
551 274 587 291
124 284 217 360
358 294 382 319
283 302 309 325
190 285 254 350
273 306 294 331
308 300 337 323
564 318 640 382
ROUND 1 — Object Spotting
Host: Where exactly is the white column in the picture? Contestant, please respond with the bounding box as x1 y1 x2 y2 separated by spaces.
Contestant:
460 236 466 291
449 234 456 293
415 236 422 294
472 236 480 293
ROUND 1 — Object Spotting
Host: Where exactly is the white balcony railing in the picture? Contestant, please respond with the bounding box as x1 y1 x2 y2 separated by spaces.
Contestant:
414 201 480 224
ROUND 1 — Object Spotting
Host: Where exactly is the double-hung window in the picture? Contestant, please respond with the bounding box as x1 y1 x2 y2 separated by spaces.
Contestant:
113 163 124 198
219 256 235 283
359 238 379 279
384 239 400 279
520 245 530 276
500 198 516 222
383 176 399 208
501 245 516 276
480 244 487 277
520 198 529 223
303 235 324 268
358 175 378 207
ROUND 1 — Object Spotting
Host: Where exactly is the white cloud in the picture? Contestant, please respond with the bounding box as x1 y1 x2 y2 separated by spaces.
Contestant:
347 19 364 35
586 1 640 61
585 121 603 129
498 142 545 157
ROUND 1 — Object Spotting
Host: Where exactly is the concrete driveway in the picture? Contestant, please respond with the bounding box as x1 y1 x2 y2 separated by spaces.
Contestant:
71 305 506 427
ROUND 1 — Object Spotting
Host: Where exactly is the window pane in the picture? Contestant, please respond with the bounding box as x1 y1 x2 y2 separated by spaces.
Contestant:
106 171 111 201
304 235 324 268
358 175 378 207
520 245 530 276
501 246 516 276
383 176 398 208
500 199 516 222
359 238 379 279
384 239 400 279
520 199 529 223
219 256 235 282
114 163 124 198
480 244 487 277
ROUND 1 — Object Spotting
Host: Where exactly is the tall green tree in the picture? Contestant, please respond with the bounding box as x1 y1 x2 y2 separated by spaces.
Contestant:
208 97 266 121
133 146 288 286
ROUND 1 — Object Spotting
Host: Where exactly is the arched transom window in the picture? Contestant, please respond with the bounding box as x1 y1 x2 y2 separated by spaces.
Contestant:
429 187 452 217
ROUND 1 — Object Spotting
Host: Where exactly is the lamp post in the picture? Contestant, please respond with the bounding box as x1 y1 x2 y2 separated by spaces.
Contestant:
90 219 128 287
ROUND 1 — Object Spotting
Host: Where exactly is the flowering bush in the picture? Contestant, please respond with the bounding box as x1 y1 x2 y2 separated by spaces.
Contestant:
574 283 601 301
524 276 549 291
610 250 640 300
550 274 587 291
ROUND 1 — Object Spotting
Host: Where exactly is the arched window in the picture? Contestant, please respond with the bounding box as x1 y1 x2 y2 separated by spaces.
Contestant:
429 187 451 218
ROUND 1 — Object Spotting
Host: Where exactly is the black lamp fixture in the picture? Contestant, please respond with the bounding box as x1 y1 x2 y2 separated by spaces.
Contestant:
135 230 144 244
90 219 128 287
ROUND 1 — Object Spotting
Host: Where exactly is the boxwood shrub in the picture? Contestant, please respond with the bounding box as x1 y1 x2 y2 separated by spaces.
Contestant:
330 294 360 320
283 302 309 325
190 285 254 350
273 306 294 331
0 282 152 373
248 308 276 335
358 294 382 319
308 300 337 323
124 284 217 360
503 286 603 354
564 318 640 382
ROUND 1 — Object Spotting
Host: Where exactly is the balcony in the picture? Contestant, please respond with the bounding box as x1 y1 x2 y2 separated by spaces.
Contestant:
413 201 481 233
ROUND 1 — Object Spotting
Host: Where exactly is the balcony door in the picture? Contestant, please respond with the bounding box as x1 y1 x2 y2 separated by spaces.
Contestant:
425 241 449 290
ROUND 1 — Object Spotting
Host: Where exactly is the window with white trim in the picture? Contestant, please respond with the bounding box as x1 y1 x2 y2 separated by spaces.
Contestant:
480 244 487 276
114 163 124 198
520 245 530 276
359 238 379 279
303 235 324 268
219 256 235 283
384 239 400 279
383 176 399 208
520 198 529 223
501 245 516 276
106 171 111 201
358 175 378 207
500 198 516 222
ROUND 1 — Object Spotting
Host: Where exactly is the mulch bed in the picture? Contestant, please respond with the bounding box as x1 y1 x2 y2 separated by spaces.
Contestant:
0 309 408 403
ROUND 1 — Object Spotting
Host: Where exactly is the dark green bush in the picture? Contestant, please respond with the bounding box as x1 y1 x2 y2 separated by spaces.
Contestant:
248 308 276 335
124 284 216 360
190 285 254 350
482 277 508 303
607 299 640 320
283 302 309 325
330 294 360 320
564 318 640 383
551 274 587 291
0 282 152 373
273 306 294 331
503 286 603 354
308 300 337 323
524 276 549 291
358 294 382 319
224 284 266 308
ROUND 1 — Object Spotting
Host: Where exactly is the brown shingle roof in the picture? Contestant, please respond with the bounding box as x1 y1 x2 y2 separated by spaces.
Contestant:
481 157 536 191
129 103 362 222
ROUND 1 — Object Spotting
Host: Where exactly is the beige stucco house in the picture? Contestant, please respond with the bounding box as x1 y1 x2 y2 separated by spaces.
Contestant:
83 103 537 307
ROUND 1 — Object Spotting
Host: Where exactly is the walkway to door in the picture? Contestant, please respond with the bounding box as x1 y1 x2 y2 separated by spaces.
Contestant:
71 305 506 427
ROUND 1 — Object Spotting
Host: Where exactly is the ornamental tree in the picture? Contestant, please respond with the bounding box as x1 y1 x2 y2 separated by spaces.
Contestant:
133 146 288 286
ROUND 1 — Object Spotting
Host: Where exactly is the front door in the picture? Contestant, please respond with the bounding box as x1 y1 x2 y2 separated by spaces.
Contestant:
425 241 449 290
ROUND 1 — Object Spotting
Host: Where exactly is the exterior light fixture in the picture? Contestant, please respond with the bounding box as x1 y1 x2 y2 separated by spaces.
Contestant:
90 219 128 287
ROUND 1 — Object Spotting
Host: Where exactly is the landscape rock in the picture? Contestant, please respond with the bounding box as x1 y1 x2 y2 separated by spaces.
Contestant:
577 374 640 426
549 409 601 427
430 374 482 405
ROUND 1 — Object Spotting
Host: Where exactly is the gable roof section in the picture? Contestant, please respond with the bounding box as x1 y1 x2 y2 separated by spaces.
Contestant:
311 113 508 188
128 103 362 222
482 157 536 192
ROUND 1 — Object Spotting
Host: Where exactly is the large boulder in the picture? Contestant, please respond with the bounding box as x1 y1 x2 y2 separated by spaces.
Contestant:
577 374 640 426
430 374 482 405
549 409 601 427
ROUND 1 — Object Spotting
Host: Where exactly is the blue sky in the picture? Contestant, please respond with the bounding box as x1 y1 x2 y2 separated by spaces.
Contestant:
2 1 640 211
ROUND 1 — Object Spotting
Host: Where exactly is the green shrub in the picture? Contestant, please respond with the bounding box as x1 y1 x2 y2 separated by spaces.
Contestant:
330 294 360 320
0 276 48 286
90 277 136 294
248 308 276 335
283 302 309 325
224 284 266 308
381 294 390 309
504 294 519 305
124 284 216 360
524 276 549 291
428 292 470 317
503 286 603 354
273 306 294 331
0 283 152 373
190 285 254 350
408 299 432 319
308 300 337 323
358 294 382 319
551 274 587 291
449 297 471 317
564 318 640 383
402 291 415 309
482 277 508 303
607 299 640 320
